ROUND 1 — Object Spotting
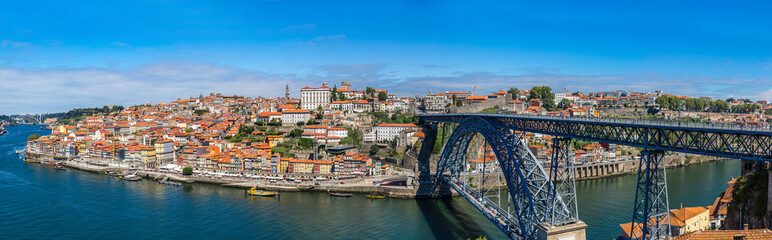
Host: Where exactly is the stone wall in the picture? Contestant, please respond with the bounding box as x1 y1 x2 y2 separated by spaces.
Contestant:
451 95 511 113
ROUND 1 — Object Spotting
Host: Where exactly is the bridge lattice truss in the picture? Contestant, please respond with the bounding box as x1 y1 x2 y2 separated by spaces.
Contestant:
421 114 772 240
429 117 577 239
422 114 772 162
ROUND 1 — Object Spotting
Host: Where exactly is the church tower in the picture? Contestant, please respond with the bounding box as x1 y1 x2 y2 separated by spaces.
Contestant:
285 84 290 99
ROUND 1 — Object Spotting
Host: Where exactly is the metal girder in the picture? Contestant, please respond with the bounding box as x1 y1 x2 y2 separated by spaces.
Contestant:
420 114 772 162
549 137 578 226
432 117 573 239
630 150 671 240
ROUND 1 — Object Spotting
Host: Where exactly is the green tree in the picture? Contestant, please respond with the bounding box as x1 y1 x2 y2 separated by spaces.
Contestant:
369 145 380 155
182 167 193 175
331 86 338 101
288 129 304 138
507 87 519 99
557 99 571 110
238 125 255 135
389 148 398 158
709 100 729 112
528 86 555 110
255 121 264 126
269 118 282 126
378 91 388 101
299 138 314 149
27 133 40 141
296 121 305 126
456 100 463 107
193 109 209 116
655 95 682 111
365 87 375 97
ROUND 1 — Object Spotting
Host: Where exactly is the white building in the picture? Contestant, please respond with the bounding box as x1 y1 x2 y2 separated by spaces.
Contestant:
329 101 354 111
375 123 419 142
363 132 376 143
300 83 332 111
328 127 349 138
281 109 312 125
424 94 448 113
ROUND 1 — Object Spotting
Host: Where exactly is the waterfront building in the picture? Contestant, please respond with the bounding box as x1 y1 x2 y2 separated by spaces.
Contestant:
140 145 157 168
332 152 369 175
707 178 736 229
668 206 710 235
287 158 314 174
300 83 332 110
154 139 175 165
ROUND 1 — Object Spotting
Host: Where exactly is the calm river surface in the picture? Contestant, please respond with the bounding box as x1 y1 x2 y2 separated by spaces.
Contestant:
0 125 739 239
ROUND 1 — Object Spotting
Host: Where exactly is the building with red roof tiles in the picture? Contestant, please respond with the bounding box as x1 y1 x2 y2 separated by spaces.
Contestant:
300 82 332 111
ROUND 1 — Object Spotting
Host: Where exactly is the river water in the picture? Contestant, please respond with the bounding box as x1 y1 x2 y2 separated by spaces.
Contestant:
0 125 739 239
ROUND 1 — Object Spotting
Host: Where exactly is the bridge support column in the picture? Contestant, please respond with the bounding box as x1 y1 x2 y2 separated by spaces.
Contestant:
630 150 670 240
549 137 579 225
416 123 438 198
536 221 587 240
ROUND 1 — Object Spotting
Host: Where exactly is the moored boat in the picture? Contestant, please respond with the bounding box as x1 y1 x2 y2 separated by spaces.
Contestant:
366 194 386 199
121 174 142 181
329 192 352 197
247 187 278 197
55 165 66 170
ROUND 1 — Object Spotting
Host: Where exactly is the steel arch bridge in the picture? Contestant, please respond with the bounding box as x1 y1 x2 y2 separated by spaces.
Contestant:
416 114 772 240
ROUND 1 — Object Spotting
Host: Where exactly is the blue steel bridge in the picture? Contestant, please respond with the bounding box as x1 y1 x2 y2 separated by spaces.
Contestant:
415 114 772 240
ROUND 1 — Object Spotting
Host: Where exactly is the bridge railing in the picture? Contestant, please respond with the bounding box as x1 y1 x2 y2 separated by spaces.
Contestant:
423 113 772 133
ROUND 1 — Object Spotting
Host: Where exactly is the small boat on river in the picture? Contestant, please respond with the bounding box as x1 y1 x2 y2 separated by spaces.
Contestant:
329 192 352 197
366 194 386 199
55 165 66 170
247 187 278 197
121 174 142 181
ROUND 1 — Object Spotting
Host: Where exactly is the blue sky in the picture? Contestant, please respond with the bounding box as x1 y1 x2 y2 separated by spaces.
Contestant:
1 0 772 114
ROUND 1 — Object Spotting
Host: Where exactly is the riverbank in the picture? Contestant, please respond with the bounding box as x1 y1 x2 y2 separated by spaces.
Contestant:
575 154 725 181
25 151 727 199
26 154 422 199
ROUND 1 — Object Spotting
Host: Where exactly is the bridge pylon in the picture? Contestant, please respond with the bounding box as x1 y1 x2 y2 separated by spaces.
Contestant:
630 150 671 240
549 137 578 225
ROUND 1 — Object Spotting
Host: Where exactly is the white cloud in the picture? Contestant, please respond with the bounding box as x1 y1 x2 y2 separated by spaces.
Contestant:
311 34 346 42
284 24 317 30
111 41 129 47
0 40 31 48
0 62 307 114
290 34 347 46
2 61 771 114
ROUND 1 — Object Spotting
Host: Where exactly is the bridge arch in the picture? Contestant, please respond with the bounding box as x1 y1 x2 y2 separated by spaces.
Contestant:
434 117 541 238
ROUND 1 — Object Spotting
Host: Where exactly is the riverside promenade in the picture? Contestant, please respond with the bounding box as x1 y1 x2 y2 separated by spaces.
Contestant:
31 156 421 198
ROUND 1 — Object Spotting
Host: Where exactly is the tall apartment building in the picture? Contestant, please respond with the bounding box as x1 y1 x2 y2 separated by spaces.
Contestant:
424 94 448 113
300 82 332 111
